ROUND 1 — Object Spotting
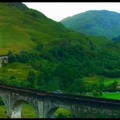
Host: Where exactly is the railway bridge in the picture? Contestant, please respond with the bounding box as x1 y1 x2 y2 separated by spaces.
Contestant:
0 84 120 118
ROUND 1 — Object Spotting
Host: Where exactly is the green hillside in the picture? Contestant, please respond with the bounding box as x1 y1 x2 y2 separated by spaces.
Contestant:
0 3 120 94
61 10 120 39
0 2 69 55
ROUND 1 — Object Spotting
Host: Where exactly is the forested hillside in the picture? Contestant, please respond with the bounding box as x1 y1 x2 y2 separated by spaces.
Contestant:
61 10 120 39
0 3 120 94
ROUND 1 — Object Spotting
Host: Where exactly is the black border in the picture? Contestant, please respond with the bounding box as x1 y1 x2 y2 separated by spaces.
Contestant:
0 0 119 3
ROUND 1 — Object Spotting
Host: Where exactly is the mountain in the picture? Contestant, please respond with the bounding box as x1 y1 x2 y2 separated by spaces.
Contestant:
0 3 120 93
61 10 120 39
0 2 70 55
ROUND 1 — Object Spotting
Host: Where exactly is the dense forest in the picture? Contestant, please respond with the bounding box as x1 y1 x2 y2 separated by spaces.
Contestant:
2 39 120 95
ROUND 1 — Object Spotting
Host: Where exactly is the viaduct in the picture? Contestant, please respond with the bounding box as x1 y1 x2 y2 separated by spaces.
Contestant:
0 84 120 118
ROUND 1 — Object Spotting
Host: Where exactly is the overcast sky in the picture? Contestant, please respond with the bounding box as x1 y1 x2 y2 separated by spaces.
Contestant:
23 2 120 22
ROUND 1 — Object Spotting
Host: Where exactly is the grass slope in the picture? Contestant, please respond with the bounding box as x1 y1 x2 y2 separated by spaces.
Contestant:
0 3 69 55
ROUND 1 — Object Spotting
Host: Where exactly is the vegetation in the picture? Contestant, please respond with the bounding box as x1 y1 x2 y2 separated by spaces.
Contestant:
0 2 69 55
2 44 119 93
0 3 120 119
0 103 37 118
102 92 120 100
54 107 72 118
0 3 120 99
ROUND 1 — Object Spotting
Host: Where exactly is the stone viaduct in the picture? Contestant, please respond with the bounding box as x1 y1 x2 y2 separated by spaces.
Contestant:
0 84 120 118
0 55 8 68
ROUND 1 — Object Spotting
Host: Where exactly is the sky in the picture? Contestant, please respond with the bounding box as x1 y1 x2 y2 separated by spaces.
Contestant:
23 2 120 22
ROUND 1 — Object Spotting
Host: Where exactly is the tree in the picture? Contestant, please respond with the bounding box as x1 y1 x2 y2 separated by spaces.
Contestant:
69 78 87 95
109 80 118 92
27 71 36 88
18 51 30 63
54 108 72 118
91 78 104 96
7 51 17 63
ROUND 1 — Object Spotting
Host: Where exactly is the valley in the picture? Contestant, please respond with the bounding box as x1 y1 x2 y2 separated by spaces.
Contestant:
0 3 120 118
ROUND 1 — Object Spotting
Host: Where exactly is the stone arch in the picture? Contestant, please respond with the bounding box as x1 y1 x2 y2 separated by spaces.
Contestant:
46 106 74 118
0 96 7 118
0 94 7 106
11 99 38 118
0 92 12 118
11 100 22 118
46 106 59 118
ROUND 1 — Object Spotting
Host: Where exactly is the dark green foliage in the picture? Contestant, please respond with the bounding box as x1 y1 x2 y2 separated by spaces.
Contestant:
91 78 104 96
68 78 87 94
35 43 44 51
107 80 118 92
0 98 4 105
56 113 66 118
17 51 30 63
7 51 17 63
27 71 36 88
5 39 120 92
